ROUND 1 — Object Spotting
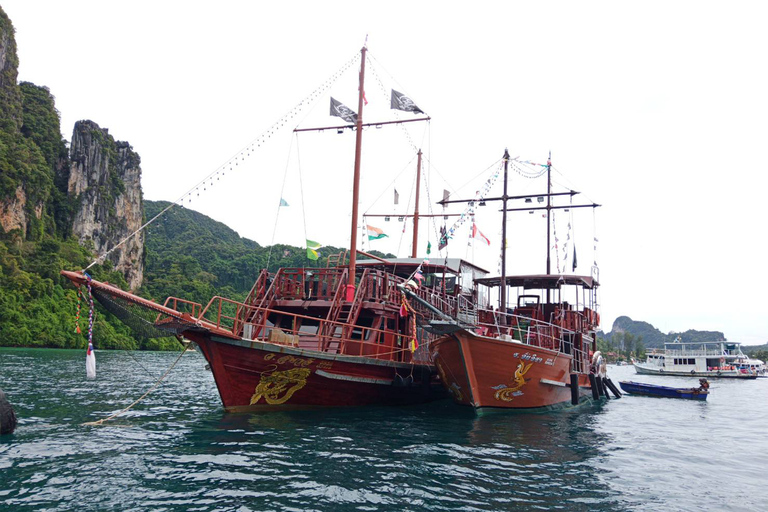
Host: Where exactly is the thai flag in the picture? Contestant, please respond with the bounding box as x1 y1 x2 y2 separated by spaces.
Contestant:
86 342 96 378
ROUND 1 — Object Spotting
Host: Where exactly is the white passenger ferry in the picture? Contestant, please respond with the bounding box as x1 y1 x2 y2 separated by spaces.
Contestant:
634 338 759 379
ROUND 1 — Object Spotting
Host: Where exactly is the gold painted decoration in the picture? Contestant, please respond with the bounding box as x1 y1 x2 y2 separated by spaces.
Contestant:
493 360 533 402
263 353 315 367
250 367 311 405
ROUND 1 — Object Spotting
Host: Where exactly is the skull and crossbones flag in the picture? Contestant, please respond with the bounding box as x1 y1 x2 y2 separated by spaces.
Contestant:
330 97 358 123
390 90 424 114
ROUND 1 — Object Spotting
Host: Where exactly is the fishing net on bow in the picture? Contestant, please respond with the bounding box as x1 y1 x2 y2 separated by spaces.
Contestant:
91 288 195 340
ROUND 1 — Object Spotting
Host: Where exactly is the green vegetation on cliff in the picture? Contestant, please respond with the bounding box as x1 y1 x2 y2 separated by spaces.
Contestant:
0 236 140 349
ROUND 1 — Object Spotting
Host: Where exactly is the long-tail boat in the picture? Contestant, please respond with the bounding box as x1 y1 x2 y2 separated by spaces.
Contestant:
60 45 477 411
418 151 617 412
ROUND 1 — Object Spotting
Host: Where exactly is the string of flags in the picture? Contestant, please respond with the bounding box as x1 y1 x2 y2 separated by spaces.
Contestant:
438 162 502 250
83 54 362 273
179 54 358 209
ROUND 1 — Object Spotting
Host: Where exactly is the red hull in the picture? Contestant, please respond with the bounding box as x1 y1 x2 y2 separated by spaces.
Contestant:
431 330 598 412
60 269 450 411
188 333 444 411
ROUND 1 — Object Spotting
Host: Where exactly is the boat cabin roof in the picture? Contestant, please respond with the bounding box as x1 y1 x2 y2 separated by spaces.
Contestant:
474 274 599 290
355 257 489 276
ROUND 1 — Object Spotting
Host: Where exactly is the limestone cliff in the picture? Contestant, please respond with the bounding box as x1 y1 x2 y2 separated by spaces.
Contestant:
1 7 145 289
0 8 33 237
68 120 144 290
0 8 22 131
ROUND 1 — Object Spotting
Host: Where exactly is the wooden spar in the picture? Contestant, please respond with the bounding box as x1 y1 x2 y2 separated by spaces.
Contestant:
293 117 430 133
500 149 510 313
59 270 230 335
503 203 600 212
347 45 367 302
364 213 463 218
411 150 422 258
356 249 389 264
439 190 577 205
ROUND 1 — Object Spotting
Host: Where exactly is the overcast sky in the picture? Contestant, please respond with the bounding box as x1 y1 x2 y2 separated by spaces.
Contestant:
4 1 767 343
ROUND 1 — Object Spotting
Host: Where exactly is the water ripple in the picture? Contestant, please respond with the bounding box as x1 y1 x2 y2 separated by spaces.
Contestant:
2 350 767 511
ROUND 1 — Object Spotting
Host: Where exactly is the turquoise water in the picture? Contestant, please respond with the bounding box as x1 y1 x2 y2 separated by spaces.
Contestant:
1 348 765 511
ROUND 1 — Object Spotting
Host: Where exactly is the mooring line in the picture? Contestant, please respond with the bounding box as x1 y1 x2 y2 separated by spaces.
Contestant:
82 343 191 427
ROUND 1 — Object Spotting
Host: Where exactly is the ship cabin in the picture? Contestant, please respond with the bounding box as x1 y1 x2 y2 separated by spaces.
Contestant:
471 274 601 372
231 257 488 363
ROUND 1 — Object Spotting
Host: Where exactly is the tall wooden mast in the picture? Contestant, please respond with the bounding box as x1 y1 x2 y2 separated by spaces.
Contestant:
346 45 367 302
410 149 423 258
500 149 510 313
546 151 552 276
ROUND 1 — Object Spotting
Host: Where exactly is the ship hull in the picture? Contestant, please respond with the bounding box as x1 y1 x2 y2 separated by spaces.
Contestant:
619 381 708 400
633 363 757 379
430 330 600 413
188 332 445 411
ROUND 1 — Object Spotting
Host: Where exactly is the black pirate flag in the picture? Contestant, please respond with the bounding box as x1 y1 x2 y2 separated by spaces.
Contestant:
330 97 358 123
390 89 424 114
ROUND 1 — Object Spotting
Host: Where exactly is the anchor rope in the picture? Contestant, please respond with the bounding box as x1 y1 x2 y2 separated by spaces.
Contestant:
82 342 191 427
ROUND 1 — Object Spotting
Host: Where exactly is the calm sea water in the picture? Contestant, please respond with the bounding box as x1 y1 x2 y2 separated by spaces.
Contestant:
0 348 766 512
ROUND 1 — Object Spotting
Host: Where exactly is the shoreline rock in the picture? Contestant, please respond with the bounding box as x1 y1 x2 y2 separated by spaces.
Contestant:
0 388 17 435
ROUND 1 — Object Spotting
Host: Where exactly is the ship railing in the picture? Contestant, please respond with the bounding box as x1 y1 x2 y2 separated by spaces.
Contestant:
256 267 442 306
457 295 478 325
664 349 729 357
198 295 419 363
472 308 594 366
161 296 203 319
264 267 347 301
357 269 461 323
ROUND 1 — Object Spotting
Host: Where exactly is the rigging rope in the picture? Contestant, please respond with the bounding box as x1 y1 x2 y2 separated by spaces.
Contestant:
266 134 298 272
297 134 310 255
83 51 360 272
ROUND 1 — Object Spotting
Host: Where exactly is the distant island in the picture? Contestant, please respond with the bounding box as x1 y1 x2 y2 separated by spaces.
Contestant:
597 315 768 362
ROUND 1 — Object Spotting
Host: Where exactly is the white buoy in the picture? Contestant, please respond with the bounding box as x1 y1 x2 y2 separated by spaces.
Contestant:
86 342 96 378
